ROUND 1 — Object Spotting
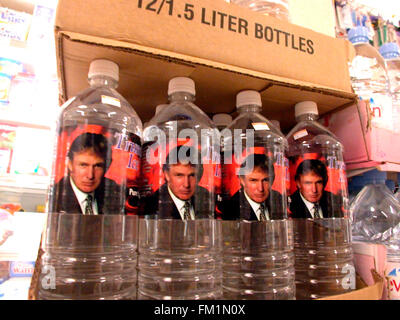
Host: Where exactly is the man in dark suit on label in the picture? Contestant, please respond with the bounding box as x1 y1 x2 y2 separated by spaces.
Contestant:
289 159 343 219
50 132 123 215
222 153 286 221
142 145 213 219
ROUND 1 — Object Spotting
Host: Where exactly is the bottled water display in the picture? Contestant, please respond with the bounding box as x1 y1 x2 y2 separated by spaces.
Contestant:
379 42 400 133
347 26 392 131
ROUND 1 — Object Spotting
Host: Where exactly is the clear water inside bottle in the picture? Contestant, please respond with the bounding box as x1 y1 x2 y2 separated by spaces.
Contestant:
38 214 139 300
221 219 295 300
137 219 222 300
293 218 355 300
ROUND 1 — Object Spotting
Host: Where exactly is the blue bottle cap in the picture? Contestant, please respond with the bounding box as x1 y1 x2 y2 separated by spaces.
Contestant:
347 26 369 44
379 42 400 59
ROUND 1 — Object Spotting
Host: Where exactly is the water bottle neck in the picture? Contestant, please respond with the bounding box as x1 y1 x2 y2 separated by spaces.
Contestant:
89 75 118 89
237 105 262 114
168 92 195 102
296 113 319 122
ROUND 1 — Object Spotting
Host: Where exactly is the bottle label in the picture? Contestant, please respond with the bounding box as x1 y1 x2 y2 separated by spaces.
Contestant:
101 95 121 108
368 95 393 130
251 122 270 131
293 129 308 140
386 262 400 300
48 124 141 215
288 153 348 219
219 146 287 220
140 137 221 219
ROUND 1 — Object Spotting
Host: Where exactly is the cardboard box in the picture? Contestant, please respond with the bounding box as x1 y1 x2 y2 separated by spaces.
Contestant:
321 100 400 172
54 0 356 129
319 270 384 300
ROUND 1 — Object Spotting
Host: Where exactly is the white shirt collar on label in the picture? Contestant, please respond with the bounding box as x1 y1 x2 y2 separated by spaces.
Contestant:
243 190 270 221
70 177 98 215
167 186 195 220
299 192 322 218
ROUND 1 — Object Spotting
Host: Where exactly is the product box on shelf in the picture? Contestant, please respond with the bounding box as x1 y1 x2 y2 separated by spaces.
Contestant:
321 100 400 172
352 241 388 300
319 269 384 300
54 0 356 130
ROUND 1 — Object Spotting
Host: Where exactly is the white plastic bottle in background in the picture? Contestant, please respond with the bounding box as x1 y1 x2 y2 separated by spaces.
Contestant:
379 42 400 134
212 113 233 131
350 183 400 300
347 26 392 131
270 119 283 134
230 0 290 21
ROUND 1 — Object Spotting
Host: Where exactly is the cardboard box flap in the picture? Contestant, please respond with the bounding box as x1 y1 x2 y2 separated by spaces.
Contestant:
56 31 356 129
319 270 384 300
55 0 354 93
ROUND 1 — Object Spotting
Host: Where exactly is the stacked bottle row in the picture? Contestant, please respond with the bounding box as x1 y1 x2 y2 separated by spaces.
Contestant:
47 59 350 222
41 59 355 300
347 26 400 133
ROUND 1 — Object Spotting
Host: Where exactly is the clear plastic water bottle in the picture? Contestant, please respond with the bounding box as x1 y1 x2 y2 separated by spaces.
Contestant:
140 77 221 219
155 104 168 116
220 90 288 221
138 78 222 300
219 90 295 300
286 101 349 219
230 0 290 21
212 113 232 131
47 59 143 216
347 26 392 131
270 119 281 132
350 183 400 300
40 59 142 300
379 42 400 134
351 183 400 243
286 101 354 299
395 189 400 203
